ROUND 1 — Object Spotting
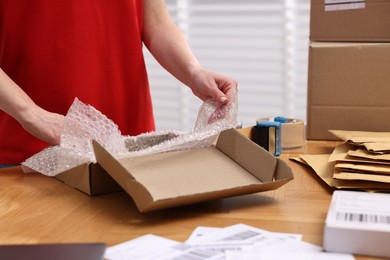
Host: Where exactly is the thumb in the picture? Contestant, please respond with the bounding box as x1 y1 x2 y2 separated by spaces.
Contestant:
210 86 228 105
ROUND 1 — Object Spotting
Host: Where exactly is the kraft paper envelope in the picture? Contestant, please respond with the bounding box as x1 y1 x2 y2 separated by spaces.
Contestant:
334 171 390 184
334 161 390 183
335 163 390 175
364 143 390 153
328 143 355 162
299 154 390 190
329 130 390 144
299 154 337 187
348 149 390 161
328 143 390 165
289 156 308 165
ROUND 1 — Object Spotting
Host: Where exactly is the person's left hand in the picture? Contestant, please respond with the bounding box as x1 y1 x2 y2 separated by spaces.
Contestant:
189 67 238 106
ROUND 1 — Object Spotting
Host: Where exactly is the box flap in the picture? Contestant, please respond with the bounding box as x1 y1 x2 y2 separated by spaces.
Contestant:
88 163 122 195
55 163 93 195
217 127 277 182
55 162 122 196
232 127 294 181
93 128 293 212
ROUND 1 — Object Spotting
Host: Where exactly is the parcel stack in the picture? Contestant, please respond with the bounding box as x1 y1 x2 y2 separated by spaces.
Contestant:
297 130 390 191
328 130 390 189
307 0 390 140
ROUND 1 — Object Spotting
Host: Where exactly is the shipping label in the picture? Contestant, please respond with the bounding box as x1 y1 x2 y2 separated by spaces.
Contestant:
325 0 365 11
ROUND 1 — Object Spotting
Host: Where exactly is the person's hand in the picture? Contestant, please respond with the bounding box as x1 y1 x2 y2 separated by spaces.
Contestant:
18 105 65 145
189 67 238 106
189 67 238 124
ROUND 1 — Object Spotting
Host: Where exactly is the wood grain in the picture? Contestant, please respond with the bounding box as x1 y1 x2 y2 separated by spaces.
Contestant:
0 141 384 259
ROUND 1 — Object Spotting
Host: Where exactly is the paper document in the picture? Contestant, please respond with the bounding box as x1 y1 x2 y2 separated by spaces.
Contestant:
105 224 355 260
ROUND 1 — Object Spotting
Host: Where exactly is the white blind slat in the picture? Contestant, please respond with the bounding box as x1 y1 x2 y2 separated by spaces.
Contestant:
146 0 310 130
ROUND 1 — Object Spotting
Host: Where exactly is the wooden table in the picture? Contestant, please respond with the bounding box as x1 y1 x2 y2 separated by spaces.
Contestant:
0 141 384 260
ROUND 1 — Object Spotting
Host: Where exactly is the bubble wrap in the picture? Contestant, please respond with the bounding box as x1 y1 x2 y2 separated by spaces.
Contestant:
22 95 238 176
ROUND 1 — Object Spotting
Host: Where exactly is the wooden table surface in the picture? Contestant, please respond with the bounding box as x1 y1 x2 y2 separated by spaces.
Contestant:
0 141 385 260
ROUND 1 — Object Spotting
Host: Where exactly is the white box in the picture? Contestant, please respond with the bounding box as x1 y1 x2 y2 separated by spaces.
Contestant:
324 190 390 258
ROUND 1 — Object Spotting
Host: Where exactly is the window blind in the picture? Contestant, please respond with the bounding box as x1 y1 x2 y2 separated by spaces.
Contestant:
144 0 310 131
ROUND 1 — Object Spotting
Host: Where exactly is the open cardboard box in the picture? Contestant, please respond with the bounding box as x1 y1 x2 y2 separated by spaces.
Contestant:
54 162 122 196
53 134 178 196
91 127 294 212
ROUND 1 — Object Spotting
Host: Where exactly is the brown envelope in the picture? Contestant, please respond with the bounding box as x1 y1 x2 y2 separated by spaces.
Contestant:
329 130 390 144
328 143 355 162
328 143 390 165
348 149 390 161
299 154 390 190
289 156 308 165
335 162 390 175
364 142 390 153
334 171 390 184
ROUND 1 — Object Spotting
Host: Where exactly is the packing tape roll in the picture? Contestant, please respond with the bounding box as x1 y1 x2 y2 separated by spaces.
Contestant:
256 117 305 149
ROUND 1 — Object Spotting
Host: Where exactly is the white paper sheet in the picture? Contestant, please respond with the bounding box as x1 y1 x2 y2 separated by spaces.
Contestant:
226 251 355 260
105 224 355 260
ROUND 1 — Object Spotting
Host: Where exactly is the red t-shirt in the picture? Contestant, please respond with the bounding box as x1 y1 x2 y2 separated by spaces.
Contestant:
0 0 155 164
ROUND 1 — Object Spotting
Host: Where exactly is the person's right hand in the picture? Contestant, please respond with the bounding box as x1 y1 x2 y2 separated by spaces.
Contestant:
0 68 65 145
18 105 65 145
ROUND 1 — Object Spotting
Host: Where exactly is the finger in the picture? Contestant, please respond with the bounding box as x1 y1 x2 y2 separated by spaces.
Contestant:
207 105 228 124
219 81 237 105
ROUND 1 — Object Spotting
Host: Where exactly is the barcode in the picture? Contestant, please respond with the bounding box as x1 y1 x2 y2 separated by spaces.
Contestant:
221 230 259 241
171 249 220 260
336 212 390 225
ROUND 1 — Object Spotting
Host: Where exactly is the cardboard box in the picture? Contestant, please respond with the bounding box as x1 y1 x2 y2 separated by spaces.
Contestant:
92 127 294 212
324 190 390 258
307 42 390 140
310 0 390 42
55 163 122 196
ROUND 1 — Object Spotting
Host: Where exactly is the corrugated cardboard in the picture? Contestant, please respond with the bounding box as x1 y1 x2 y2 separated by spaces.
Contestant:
55 162 122 196
324 190 390 258
310 0 390 42
92 127 294 212
307 42 390 140
54 132 179 195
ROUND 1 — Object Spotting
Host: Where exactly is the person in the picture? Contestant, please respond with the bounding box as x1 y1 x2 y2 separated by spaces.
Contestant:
0 0 237 166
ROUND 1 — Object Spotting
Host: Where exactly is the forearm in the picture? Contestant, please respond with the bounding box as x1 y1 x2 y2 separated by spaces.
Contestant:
0 68 64 145
0 68 35 124
142 0 201 88
142 0 237 106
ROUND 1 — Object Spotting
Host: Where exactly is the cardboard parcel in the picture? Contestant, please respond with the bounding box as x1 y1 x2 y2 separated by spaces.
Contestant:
92 127 294 212
307 42 390 140
23 99 293 212
310 0 390 42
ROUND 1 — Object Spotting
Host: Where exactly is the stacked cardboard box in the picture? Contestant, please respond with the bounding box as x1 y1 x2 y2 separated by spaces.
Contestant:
307 0 390 140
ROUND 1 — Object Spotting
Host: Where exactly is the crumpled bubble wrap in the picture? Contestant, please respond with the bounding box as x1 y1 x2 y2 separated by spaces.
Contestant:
22 95 238 176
